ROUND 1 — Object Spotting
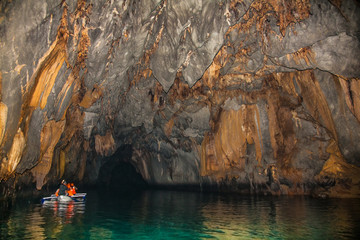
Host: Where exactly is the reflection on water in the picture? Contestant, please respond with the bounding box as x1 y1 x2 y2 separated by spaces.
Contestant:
200 195 360 239
42 201 86 222
1 190 360 239
1 198 86 240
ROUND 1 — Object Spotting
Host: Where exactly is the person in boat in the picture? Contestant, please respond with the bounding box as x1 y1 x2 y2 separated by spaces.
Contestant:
67 183 77 196
56 179 69 196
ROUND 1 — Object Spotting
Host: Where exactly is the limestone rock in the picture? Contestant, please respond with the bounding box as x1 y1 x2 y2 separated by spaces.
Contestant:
0 0 360 197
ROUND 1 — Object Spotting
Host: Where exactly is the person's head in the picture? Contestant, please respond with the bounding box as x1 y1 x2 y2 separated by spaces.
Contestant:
71 183 74 187
61 179 67 185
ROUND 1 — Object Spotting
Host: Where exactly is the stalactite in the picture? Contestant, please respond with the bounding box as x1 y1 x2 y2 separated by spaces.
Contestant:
316 140 360 197
0 102 7 146
201 105 263 177
0 128 25 180
94 130 115 157
338 76 360 123
31 120 65 190
20 0 69 136
79 84 103 108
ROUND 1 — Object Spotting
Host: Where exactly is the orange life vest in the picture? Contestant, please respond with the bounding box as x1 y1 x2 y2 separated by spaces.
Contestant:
67 183 77 196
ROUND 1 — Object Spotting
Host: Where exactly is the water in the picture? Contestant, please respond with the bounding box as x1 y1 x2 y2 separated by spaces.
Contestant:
1 189 360 239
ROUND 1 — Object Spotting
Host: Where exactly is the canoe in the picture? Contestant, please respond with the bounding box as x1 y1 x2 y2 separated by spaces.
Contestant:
41 193 87 204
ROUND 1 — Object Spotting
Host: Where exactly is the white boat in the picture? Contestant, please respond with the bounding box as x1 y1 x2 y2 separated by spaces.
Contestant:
41 193 87 204
58 195 73 202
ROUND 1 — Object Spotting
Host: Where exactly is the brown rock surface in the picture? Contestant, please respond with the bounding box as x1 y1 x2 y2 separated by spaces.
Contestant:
0 0 359 197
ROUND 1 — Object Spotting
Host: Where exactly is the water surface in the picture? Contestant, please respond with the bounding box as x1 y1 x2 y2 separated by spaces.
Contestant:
1 189 360 239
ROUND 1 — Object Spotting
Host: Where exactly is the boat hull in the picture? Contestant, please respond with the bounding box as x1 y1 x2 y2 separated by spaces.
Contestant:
58 195 72 202
41 193 87 204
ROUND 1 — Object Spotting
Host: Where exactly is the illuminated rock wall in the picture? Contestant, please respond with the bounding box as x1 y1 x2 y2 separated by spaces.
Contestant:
0 0 359 197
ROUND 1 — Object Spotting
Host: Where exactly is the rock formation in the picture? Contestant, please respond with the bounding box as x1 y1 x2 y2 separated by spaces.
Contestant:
1 0 360 197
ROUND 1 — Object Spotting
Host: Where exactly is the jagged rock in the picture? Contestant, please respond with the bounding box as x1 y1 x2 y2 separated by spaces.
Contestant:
0 0 360 197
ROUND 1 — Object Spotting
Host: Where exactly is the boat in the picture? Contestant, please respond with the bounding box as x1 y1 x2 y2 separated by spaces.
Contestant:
58 195 73 202
41 193 87 204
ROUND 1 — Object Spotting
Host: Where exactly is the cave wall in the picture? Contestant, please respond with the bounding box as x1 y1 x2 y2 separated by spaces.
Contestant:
0 0 360 197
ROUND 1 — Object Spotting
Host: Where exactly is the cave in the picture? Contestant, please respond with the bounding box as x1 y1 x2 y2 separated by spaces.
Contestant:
96 145 148 190
0 0 360 199
2 1 360 238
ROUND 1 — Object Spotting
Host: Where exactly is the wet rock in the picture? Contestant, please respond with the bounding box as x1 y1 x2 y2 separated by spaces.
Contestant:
0 0 360 197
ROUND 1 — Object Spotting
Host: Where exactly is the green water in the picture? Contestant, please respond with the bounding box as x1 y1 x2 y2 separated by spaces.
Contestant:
1 189 360 239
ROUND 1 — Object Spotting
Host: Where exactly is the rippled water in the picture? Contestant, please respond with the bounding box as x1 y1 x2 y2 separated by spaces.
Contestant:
1 189 360 239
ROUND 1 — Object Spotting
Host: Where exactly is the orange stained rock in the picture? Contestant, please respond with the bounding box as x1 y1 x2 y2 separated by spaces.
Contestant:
0 128 25 180
201 132 220 175
94 130 115 157
272 72 299 97
296 71 338 141
201 105 263 177
266 71 334 184
197 1 310 95
127 18 164 90
164 118 175 137
265 77 302 188
338 76 360 123
27 1 69 110
59 150 66 178
272 70 337 141
29 44 66 109
227 0 310 38
274 0 310 36
167 77 193 105
32 120 65 190
0 72 2 99
0 102 7 145
123 2 167 97
143 19 165 66
60 106 84 146
79 84 103 108
77 27 91 68
132 148 151 181
56 72 78 120
19 2 69 138
201 46 228 90
152 81 164 105
254 0 310 35
349 78 360 122
57 2 92 118
222 0 311 85
316 141 360 197
266 70 355 191
83 140 90 152
285 46 316 66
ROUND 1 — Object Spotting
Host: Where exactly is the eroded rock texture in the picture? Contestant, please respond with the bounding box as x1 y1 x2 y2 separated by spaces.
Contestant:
1 0 360 197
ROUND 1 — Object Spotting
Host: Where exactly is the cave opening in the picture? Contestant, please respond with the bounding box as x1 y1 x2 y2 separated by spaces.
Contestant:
96 145 148 191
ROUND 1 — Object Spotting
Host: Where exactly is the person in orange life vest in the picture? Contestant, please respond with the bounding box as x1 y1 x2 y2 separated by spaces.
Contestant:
71 183 77 195
68 183 77 196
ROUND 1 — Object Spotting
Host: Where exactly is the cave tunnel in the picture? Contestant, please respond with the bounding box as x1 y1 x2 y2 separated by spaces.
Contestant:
96 145 148 191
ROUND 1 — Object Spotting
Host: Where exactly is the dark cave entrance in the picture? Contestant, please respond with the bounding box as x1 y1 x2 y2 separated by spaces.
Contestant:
97 145 147 190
